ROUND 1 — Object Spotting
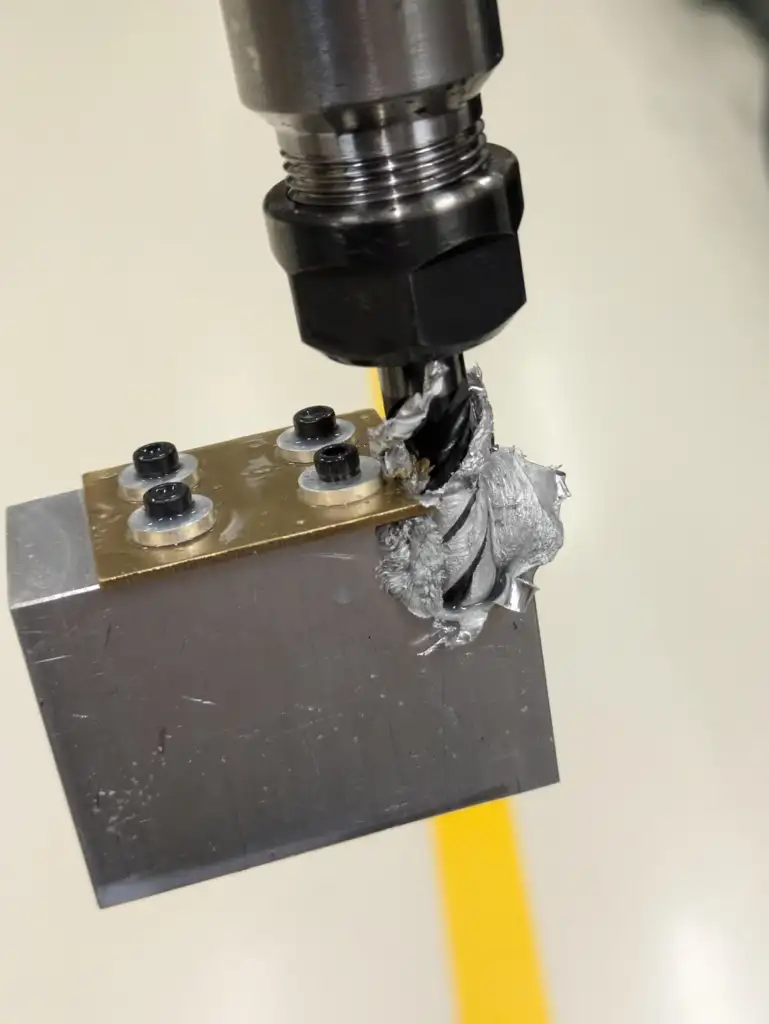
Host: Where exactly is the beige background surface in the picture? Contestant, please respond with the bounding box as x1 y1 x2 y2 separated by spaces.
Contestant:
3 1 769 1021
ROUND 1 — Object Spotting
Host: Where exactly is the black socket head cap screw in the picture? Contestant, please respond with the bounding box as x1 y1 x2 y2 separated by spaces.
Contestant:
293 405 337 442
133 441 180 480
314 443 361 484
143 481 194 521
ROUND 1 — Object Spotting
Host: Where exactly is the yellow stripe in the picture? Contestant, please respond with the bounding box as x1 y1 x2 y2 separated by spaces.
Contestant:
367 370 548 1023
434 803 549 1023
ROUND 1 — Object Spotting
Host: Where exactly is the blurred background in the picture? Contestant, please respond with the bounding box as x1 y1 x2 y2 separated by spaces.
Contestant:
2 1 769 1021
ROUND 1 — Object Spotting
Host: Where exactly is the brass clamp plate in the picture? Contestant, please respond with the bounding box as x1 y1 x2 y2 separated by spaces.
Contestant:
83 409 423 585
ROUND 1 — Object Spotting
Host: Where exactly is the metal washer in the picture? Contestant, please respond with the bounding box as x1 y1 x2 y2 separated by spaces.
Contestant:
276 419 356 464
117 453 199 503
128 495 216 548
298 456 382 507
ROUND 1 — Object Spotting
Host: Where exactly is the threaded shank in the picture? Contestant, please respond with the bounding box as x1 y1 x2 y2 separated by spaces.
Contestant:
283 121 489 206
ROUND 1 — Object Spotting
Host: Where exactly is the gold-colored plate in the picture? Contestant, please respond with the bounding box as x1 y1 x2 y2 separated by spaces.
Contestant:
83 409 422 585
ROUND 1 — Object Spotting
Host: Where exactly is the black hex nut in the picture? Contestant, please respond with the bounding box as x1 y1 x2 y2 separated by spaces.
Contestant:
293 405 337 441
314 443 360 484
265 146 526 367
290 234 525 367
143 481 193 520
133 442 180 480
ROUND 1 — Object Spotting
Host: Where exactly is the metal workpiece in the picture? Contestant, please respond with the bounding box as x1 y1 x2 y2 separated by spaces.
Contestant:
82 409 419 585
7 485 558 907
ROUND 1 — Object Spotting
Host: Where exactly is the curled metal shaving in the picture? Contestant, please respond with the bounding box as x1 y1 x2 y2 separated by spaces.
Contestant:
374 362 569 653
368 361 446 493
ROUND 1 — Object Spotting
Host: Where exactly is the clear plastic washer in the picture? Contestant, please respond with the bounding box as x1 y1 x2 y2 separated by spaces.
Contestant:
276 419 356 464
128 495 216 548
298 456 382 507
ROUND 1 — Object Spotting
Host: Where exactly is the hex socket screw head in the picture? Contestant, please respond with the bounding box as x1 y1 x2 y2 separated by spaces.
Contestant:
314 443 361 484
133 442 181 480
293 406 337 442
143 481 194 521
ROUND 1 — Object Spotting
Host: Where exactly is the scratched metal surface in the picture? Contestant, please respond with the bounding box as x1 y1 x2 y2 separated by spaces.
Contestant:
7 489 558 906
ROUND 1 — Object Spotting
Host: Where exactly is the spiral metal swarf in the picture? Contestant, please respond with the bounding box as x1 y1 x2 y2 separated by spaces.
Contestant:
372 361 568 651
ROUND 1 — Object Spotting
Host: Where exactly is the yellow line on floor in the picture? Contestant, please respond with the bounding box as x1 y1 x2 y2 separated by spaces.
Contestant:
368 372 549 1023
434 803 549 1023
